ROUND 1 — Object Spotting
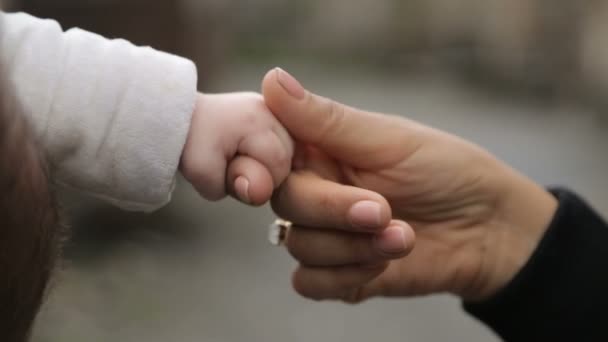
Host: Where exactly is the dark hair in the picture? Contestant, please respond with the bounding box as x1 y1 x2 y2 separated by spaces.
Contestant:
0 21 66 341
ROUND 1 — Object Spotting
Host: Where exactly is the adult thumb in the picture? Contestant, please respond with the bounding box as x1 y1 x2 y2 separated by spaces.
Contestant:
262 68 410 168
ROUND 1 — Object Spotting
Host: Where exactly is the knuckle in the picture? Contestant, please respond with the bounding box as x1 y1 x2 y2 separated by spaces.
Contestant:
268 137 292 177
241 93 270 125
276 144 294 170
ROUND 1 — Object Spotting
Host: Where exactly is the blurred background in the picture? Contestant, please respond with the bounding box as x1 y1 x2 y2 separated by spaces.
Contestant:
4 0 608 341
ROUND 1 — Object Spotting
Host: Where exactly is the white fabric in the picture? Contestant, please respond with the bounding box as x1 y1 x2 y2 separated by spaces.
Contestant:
0 12 198 212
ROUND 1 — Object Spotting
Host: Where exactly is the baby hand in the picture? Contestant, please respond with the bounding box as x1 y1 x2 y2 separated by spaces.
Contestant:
180 92 294 206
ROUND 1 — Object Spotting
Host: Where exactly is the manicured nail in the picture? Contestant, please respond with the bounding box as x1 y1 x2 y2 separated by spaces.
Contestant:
348 201 383 231
374 225 407 254
276 68 306 100
234 176 250 204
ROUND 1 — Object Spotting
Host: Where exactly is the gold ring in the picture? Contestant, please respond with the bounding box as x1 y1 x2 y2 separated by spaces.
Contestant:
268 219 292 246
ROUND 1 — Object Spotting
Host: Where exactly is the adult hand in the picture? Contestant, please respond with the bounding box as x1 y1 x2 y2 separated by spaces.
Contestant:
262 68 557 302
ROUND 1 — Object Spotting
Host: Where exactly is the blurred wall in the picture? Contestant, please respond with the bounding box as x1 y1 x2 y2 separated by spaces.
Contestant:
7 0 608 107
192 0 606 107
10 0 231 89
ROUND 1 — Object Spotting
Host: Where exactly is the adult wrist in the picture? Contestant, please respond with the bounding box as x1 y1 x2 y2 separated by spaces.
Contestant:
464 189 608 340
472 169 558 300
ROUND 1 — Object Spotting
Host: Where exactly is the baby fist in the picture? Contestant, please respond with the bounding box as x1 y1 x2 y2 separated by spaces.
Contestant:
180 92 293 205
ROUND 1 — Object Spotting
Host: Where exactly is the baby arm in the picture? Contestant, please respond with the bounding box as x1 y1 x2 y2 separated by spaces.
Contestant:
1 11 197 211
1 12 292 211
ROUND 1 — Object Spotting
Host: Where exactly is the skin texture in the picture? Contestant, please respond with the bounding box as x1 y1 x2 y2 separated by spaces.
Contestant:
180 92 294 206
263 68 558 302
0 72 66 340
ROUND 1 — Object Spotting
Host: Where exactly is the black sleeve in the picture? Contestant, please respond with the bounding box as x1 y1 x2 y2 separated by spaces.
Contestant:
463 188 608 341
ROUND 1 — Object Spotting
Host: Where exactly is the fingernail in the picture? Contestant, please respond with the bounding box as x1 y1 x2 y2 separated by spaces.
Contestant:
234 176 250 204
276 68 306 100
348 201 383 231
374 225 407 254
